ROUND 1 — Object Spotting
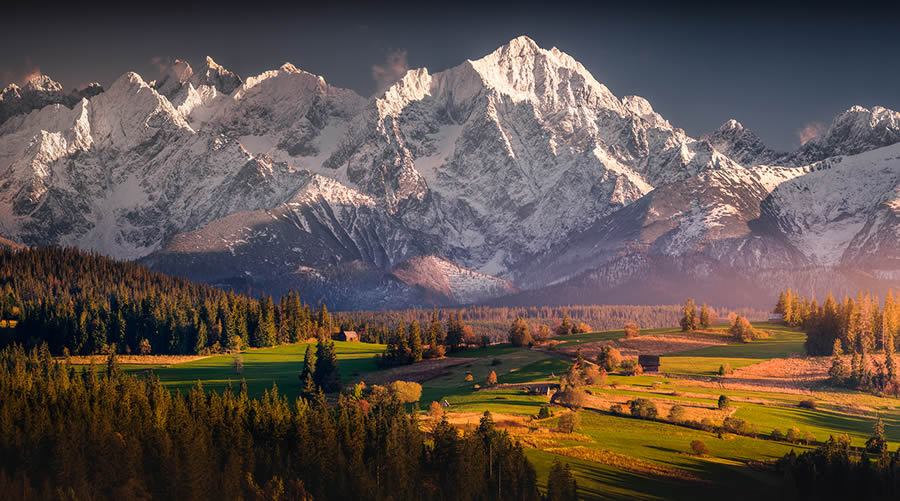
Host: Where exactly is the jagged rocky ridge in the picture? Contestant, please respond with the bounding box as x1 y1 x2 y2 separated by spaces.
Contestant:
1 36 899 308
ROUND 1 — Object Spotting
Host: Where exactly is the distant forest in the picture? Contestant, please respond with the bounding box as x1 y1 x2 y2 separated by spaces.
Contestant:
0 247 765 356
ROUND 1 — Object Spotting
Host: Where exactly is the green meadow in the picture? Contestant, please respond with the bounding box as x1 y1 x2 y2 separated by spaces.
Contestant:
79 322 900 500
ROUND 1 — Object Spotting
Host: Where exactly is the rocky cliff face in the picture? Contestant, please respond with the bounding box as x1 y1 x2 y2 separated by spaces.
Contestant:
1 37 899 308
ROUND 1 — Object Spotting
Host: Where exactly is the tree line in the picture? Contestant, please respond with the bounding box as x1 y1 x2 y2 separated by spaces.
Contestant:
778 419 900 500
771 289 900 394
0 344 557 501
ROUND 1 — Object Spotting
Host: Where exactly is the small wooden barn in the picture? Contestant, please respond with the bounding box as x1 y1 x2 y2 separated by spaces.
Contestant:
638 354 661 372
335 330 359 342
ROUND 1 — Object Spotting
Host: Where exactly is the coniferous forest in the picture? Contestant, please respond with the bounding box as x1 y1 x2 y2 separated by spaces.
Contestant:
0 247 765 356
0 344 539 501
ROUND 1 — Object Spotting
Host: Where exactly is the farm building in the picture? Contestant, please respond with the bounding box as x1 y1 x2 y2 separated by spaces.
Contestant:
335 330 359 342
638 355 660 372
767 313 784 322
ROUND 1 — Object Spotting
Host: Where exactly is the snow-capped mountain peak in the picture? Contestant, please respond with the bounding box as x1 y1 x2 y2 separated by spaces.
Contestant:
2 37 900 309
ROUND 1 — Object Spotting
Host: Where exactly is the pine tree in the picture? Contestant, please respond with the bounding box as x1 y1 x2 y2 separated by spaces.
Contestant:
300 344 318 398
546 460 577 501
680 299 696 332
409 320 423 362
559 310 572 336
313 338 341 393
829 338 847 383
699 303 711 328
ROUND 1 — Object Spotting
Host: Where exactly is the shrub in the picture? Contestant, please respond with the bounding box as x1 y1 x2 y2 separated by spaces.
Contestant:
798 399 817 409
464 373 474 382
429 401 443 419
479 335 491 348
717 363 732 376
690 440 710 456
699 418 716 432
609 403 626 415
558 412 581 433
786 427 801 444
722 416 748 434
771 428 785 441
554 388 588 410
620 359 643 376
537 405 553 419
491 358 503 366
629 398 658 419
486 371 498 385
508 317 533 347
717 395 730 410
571 322 592 334
374 381 422 404
729 315 759 342
803 431 816 445
623 322 640 338
596 345 622 372
532 324 552 343
668 405 687 423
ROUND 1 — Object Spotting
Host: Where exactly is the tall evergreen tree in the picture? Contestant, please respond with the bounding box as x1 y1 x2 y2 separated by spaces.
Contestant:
409 320 423 362
313 338 341 393
300 343 318 398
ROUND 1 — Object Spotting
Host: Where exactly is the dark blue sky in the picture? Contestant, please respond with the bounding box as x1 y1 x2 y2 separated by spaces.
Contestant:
3 2 898 150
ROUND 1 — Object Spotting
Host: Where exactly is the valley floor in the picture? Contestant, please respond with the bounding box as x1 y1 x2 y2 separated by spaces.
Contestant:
75 322 900 500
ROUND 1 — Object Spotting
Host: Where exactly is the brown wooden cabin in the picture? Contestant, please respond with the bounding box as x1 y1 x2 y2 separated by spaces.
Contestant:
335 330 359 342
638 354 660 372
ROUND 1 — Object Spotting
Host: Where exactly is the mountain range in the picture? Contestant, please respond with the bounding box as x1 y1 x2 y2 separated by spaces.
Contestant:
1 36 899 309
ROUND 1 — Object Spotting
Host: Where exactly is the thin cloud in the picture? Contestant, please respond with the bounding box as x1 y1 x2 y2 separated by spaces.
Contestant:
371 49 409 95
1 57 42 87
797 122 826 145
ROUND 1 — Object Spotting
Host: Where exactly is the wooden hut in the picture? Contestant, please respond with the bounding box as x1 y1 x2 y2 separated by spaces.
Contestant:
335 330 359 342
638 354 660 372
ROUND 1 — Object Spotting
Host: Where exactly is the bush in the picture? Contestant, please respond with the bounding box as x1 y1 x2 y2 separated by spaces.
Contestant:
717 395 730 410
771 428 785 441
491 358 503 366
798 399 817 409
485 371 498 386
479 335 491 348
429 401 443 419
571 322 592 334
803 431 816 445
722 416 748 434
371 381 423 405
629 398 658 419
690 440 710 456
786 427 801 444
508 317 533 347
609 403 626 415
668 405 687 423
558 412 581 433
464 373 473 382
596 345 622 372
537 405 553 419
623 322 640 338
717 363 732 376
554 388 588 410
620 359 643 376
533 324 552 343
699 418 716 432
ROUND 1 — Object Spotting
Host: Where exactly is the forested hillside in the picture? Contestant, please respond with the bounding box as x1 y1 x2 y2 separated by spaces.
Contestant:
0 345 540 500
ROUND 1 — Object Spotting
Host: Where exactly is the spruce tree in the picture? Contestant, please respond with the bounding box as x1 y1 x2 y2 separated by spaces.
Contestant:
829 338 847 384
313 338 341 393
699 303 711 328
300 344 318 398
680 299 696 332
409 320 423 362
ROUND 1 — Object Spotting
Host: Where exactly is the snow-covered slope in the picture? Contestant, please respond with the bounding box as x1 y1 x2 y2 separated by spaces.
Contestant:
1 37 900 308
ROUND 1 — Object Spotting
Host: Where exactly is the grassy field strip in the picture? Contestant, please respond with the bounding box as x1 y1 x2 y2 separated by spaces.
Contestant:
120 341 386 401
